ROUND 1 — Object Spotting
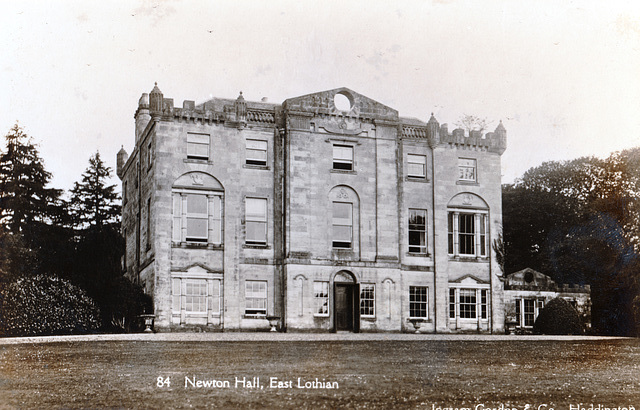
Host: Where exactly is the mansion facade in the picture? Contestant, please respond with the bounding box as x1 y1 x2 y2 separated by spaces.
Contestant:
116 84 507 333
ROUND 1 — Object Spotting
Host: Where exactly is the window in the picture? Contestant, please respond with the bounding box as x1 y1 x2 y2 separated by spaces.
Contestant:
458 158 477 182
407 154 426 178
515 298 544 327
186 194 208 242
449 289 456 319
481 289 488 320
447 213 454 254
246 139 267 166
360 284 375 317
523 298 535 327
123 181 127 204
459 289 476 319
332 202 353 248
172 278 221 315
314 281 329 316
409 286 428 318
333 145 353 171
449 288 489 320
458 213 475 255
187 133 209 160
246 198 267 245
245 280 267 315
146 198 152 250
408 209 427 253
185 280 207 313
447 212 488 257
147 141 153 170
172 192 223 244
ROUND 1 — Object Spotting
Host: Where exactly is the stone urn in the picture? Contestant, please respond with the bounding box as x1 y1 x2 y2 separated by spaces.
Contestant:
266 316 280 332
408 318 425 333
139 314 155 333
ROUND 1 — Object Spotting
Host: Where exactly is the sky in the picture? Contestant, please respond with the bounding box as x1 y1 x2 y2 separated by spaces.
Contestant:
1 0 639 194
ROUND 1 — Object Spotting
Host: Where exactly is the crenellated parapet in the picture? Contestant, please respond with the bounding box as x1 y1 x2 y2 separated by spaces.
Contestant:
401 114 507 155
134 84 506 155
133 84 277 139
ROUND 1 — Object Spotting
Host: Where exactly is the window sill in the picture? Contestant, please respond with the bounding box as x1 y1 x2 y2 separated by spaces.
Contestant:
448 255 489 262
406 252 430 258
456 180 479 186
406 176 430 183
408 318 432 323
172 242 224 250
313 314 330 318
184 158 212 164
243 243 270 249
331 169 356 175
243 164 270 170
452 318 489 322
243 314 267 319
361 316 376 321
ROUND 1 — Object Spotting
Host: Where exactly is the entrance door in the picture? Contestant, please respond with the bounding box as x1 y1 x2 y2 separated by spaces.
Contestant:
335 284 359 332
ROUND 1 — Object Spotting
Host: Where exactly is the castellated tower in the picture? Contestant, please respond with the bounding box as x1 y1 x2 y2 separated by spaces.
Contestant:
118 84 506 333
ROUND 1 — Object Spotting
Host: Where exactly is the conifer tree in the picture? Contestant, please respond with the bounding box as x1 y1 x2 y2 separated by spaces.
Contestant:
69 151 121 230
0 123 61 233
0 123 65 280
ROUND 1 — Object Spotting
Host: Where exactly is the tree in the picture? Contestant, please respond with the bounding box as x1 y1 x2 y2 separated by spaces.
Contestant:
0 123 62 233
455 114 492 134
502 149 640 335
68 151 123 313
67 152 151 332
69 151 120 230
0 123 66 281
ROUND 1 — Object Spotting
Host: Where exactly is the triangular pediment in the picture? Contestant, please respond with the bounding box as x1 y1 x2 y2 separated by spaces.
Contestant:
506 268 556 287
283 88 398 121
450 274 489 285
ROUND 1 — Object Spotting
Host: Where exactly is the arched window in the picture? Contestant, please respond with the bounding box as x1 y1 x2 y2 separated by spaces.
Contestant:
447 193 489 258
172 172 224 245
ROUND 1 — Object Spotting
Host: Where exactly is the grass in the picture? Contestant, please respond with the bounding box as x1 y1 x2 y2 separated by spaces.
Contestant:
1 339 639 408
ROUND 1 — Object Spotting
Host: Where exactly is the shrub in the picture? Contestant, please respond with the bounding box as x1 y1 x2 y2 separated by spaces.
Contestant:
0 275 101 336
533 297 583 335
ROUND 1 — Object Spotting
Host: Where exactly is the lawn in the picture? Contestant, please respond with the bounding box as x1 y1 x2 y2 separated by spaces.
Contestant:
0 338 638 408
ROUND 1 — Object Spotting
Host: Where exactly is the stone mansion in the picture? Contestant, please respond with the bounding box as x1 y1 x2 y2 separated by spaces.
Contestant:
116 84 507 333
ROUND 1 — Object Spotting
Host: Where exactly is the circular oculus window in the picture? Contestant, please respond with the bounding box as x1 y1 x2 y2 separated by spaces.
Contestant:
333 92 353 112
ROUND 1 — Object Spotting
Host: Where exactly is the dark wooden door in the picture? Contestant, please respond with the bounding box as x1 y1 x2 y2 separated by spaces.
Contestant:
335 284 354 331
